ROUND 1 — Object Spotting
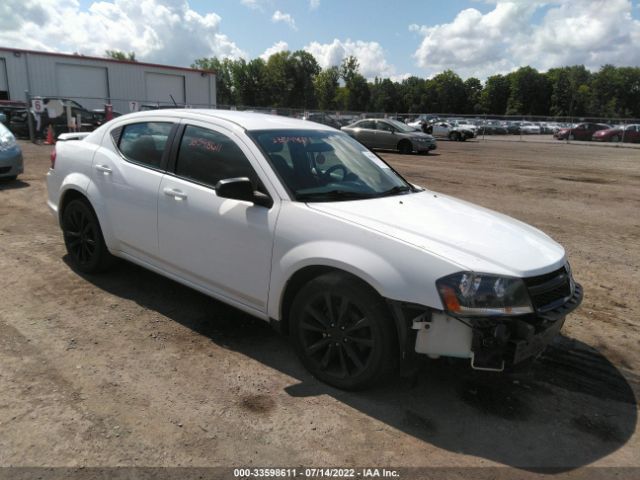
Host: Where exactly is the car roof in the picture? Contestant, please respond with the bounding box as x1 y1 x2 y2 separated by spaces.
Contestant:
115 109 336 132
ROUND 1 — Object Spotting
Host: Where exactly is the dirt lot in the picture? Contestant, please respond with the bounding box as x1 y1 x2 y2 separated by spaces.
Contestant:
0 139 639 475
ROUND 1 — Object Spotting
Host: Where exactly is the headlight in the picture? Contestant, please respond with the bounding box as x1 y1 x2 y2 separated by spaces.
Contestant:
436 272 533 317
0 133 16 150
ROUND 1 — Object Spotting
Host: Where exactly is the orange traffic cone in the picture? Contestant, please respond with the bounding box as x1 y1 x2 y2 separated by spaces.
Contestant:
44 125 55 145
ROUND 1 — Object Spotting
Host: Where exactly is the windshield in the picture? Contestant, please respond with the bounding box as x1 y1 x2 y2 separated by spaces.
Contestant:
249 129 414 202
386 119 415 132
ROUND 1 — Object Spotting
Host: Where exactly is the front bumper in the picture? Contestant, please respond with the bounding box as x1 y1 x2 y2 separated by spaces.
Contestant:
415 142 437 152
0 148 24 177
411 282 583 371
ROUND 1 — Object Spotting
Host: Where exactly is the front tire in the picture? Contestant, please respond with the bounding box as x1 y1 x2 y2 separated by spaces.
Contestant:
62 198 113 273
398 140 413 154
611 135 620 142
449 132 461 141
289 272 397 390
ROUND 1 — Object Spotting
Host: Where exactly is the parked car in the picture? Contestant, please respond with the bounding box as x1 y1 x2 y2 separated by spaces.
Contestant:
9 98 104 138
46 110 582 389
477 121 508 135
554 123 610 141
519 122 542 134
592 124 640 143
425 121 475 141
407 114 440 131
341 118 437 153
0 122 23 181
450 119 478 135
302 112 341 129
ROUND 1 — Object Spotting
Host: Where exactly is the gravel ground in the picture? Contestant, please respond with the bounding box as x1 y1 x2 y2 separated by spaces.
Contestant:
0 139 638 475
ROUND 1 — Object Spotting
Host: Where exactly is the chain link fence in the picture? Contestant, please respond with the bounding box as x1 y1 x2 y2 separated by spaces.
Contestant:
2 92 639 148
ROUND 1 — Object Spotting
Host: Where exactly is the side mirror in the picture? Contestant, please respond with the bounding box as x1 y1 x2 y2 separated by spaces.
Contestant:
215 177 273 208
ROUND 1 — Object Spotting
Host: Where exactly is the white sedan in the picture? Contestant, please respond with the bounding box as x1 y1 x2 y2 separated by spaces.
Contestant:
46 110 582 389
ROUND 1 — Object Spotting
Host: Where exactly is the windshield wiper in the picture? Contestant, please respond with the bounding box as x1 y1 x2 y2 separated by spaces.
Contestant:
296 190 374 202
378 185 412 197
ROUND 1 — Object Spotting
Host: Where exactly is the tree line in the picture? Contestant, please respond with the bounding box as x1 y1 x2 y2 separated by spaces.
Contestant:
192 52 640 119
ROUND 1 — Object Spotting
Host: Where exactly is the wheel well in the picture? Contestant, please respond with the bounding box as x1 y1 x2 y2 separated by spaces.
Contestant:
58 189 88 224
278 266 383 335
397 139 412 150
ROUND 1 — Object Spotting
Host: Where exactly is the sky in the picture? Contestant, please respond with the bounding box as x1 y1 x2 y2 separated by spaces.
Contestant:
1 0 639 81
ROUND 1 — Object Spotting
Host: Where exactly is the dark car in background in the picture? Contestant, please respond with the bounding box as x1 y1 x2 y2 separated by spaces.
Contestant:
9 98 103 139
302 112 341 129
592 124 640 143
342 118 437 153
477 121 508 135
554 122 610 141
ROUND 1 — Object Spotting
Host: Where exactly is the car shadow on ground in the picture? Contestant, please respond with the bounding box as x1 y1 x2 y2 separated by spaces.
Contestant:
0 178 29 190
74 258 638 472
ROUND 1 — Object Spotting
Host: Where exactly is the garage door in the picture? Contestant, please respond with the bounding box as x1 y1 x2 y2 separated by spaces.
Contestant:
145 72 185 104
55 63 109 109
0 58 8 100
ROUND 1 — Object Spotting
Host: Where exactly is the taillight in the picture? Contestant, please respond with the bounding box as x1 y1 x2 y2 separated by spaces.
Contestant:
50 148 56 169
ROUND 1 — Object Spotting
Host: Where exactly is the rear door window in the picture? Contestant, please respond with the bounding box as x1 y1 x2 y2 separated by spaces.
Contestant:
117 122 173 169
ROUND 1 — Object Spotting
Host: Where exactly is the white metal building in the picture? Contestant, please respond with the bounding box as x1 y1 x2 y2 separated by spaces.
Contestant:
0 47 216 113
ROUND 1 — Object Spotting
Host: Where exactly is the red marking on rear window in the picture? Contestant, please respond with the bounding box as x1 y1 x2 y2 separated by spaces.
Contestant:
190 138 223 152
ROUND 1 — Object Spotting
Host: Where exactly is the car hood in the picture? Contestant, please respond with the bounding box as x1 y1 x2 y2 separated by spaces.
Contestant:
308 190 565 277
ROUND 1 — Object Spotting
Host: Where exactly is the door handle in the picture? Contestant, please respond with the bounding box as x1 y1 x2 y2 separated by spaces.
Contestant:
163 187 187 200
95 164 112 174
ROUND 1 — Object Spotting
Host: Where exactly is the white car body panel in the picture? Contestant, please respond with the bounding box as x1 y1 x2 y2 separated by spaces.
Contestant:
46 109 572 365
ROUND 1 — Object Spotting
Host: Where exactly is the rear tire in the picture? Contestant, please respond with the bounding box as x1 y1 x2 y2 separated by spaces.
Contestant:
1 175 17 182
449 132 461 141
289 272 397 390
61 198 114 274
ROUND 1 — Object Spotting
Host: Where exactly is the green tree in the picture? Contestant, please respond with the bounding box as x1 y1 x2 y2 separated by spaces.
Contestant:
105 50 136 61
314 66 340 110
427 70 466 113
231 58 267 107
264 51 295 107
370 78 400 112
463 77 483 113
480 74 510 114
192 57 236 105
289 50 321 109
397 76 427 113
339 57 370 111
506 66 550 115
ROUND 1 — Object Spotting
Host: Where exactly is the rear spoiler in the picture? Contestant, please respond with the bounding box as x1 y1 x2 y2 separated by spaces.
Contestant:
57 132 91 142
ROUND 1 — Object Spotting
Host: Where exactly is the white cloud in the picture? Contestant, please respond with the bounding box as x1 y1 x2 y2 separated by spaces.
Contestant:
260 40 288 61
0 0 246 66
271 10 297 30
304 38 399 80
309 0 320 10
410 0 640 79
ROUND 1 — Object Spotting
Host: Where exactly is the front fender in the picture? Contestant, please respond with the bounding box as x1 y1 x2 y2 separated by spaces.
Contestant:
268 240 405 319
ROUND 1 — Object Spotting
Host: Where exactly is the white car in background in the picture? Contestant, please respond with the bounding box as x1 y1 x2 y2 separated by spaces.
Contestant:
520 122 542 134
46 110 582 390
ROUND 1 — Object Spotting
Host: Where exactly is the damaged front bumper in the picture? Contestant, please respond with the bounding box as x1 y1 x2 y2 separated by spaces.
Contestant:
392 282 583 373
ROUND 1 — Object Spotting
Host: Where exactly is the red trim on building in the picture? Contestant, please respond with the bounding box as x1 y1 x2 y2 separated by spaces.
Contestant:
0 46 216 75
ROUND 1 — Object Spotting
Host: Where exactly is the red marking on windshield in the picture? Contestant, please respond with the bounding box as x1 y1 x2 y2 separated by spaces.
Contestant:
272 136 309 145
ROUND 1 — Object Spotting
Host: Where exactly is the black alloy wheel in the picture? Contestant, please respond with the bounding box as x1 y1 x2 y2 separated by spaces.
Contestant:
290 272 396 390
62 199 113 273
